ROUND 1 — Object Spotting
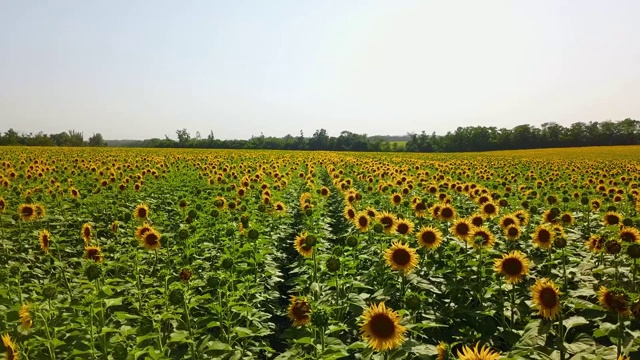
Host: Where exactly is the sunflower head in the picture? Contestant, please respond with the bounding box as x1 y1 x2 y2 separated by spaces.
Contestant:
436 342 448 360
141 228 161 250
360 302 406 351
343 206 357 221
416 226 443 250
377 212 397 233
532 225 554 250
354 212 371 232
288 296 311 327
85 246 104 262
390 193 402 206
468 227 495 249
586 234 605 253
513 209 530 226
19 303 33 330
456 342 501 360
81 223 92 243
385 241 418 273
494 251 530 283
134 203 149 219
0 197 7 212
470 213 484 227
294 232 314 257
504 225 521 241
439 204 456 221
39 230 51 253
619 227 640 243
18 204 36 221
413 201 427 217
450 219 473 241
598 286 629 315
135 223 153 239
1 333 18 360
531 278 561 319
603 211 622 226
395 219 414 236
481 201 499 218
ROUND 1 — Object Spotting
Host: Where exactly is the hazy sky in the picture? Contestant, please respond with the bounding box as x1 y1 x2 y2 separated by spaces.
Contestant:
1 1 639 140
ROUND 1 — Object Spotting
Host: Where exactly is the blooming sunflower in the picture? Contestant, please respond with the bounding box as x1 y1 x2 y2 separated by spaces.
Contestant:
84 246 103 262
0 196 6 213
385 241 418 273
494 251 530 283
586 234 605 253
19 304 32 330
619 227 640 243
450 219 473 241
18 204 36 221
560 212 574 225
480 201 499 218
532 225 554 250
377 212 397 233
390 193 402 206
470 213 484 227
598 286 629 315
354 212 371 232
34 204 45 219
81 223 92 243
288 296 311 327
273 201 286 214
531 278 561 319
39 230 51 253
320 186 330 197
360 302 406 351
468 227 495 249
439 204 456 221
456 343 501 360
343 206 357 221
504 225 521 241
413 201 428 217
436 342 448 360
133 203 149 219
135 223 153 239
1 333 18 360
416 226 443 250
498 214 518 230
603 211 622 226
69 187 80 198
395 219 415 236
294 232 314 257
110 220 119 233
140 228 161 250
513 209 530 226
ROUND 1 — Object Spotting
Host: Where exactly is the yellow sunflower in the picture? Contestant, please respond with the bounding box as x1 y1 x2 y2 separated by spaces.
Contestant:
390 193 402 206
395 219 415 236
140 228 161 250
436 342 448 360
532 225 554 250
586 234 605 253
413 201 428 217
560 212 574 225
273 201 287 215
416 226 443 250
17 204 36 221
531 278 561 319
498 214 518 230
494 251 530 283
377 212 397 234
343 206 357 221
360 302 406 351
135 223 153 239
439 204 456 221
469 213 485 228
133 203 149 219
19 304 32 330
81 223 92 243
480 201 499 218
320 186 331 197
354 212 371 232
39 230 51 253
34 204 45 219
69 187 80 198
110 220 119 233
385 241 418 273
603 211 622 226
456 343 501 360
0 197 7 213
287 296 311 327
504 225 521 241
598 286 629 315
294 232 314 257
84 246 103 262
513 209 530 226
620 227 640 243
468 227 495 249
1 333 18 360
450 219 473 241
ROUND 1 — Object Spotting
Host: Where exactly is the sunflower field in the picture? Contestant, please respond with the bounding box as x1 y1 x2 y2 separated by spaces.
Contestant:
1 146 640 360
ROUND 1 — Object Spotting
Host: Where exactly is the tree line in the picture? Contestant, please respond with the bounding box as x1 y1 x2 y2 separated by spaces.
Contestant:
1 118 638 152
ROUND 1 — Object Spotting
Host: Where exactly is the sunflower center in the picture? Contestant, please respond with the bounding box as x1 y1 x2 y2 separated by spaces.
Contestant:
472 217 483 227
138 208 147 218
483 204 496 214
84 228 91 238
621 231 635 242
22 207 34 216
396 223 409 234
606 215 620 225
455 223 470 235
502 218 516 227
421 231 436 244
146 233 159 245
415 203 426 211
507 227 519 237
392 195 401 203
358 216 369 227
440 208 454 219
392 248 411 266
292 302 309 319
501 258 523 276
347 209 355 218
538 230 551 243
539 287 558 308
369 313 396 339
380 217 393 228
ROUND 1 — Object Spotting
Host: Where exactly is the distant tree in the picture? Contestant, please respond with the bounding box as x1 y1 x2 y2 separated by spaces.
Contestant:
88 133 108 147
176 129 191 146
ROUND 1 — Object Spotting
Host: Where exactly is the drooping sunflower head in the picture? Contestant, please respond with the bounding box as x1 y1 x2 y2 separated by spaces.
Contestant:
39 230 51 253
450 219 473 241
456 342 501 360
288 296 311 327
619 227 640 243
394 219 415 236
468 227 495 249
0 197 7 213
360 302 406 351
417 226 443 250
481 201 499 218
141 228 161 250
603 211 622 226
81 223 92 243
494 251 530 283
532 225 554 250
436 342 448 360
294 232 314 257
1 333 18 360
377 212 397 233
598 286 629 315
531 278 561 320
385 241 418 273
133 203 149 219
84 246 103 262
19 303 33 330
18 204 36 221
110 220 119 233
413 201 427 217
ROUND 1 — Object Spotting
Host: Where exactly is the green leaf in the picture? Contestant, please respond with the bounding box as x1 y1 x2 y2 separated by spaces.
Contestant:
103 297 123 308
563 316 589 331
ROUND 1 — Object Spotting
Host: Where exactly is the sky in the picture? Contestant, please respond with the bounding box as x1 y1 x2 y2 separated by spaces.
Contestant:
1 1 639 140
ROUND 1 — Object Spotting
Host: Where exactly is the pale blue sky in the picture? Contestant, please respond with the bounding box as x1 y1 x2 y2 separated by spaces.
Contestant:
1 1 639 140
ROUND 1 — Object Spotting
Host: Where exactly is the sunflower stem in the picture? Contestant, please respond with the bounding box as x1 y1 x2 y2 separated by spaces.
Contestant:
633 259 637 292
616 312 622 358
510 283 515 329
477 248 484 306
558 310 565 360
183 292 197 360
335 271 340 306
53 247 73 306
38 311 56 360
89 301 97 360
562 248 567 293
400 272 407 302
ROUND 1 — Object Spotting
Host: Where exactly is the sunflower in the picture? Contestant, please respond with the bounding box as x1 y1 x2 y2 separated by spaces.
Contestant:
532 225 554 250
343 206 357 221
450 219 473 241
365 207 377 219
385 241 418 273
81 223 92 243
494 251 530 283
470 213 484 227
320 186 331 197
416 226 443 250
69 187 80 198
395 219 415 236
140 228 161 250
288 296 311 327
0 196 6 213
542 209 558 224
620 227 640 243
377 212 397 233
618 355 631 360
354 212 371 232
456 343 501 360
39 230 51 253
586 234 605 253
273 201 287 215
513 209 530 226
591 199 601 211
598 286 629 315
436 342 448 360
18 204 36 221
19 304 32 330
110 220 119 233
413 201 428 217
1 333 18 360
498 215 518 230
468 227 495 249
504 225 521 241
439 204 456 221
531 278 561 319
133 203 149 219
480 201 499 218
360 302 406 351
135 223 153 239
560 212 574 225
390 193 402 206
294 232 314 257
603 211 622 226
430 204 442 219
34 204 45 219
84 246 103 262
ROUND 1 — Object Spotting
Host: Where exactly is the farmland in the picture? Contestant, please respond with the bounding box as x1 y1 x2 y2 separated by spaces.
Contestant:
1 145 640 359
